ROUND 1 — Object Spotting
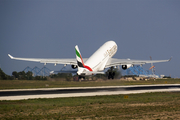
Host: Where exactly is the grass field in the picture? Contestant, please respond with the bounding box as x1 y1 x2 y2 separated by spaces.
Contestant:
0 78 180 89
1 79 180 119
0 92 180 119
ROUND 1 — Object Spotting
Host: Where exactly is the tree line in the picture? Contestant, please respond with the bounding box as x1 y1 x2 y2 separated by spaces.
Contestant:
0 68 13 80
12 71 47 80
0 68 47 80
0 67 122 80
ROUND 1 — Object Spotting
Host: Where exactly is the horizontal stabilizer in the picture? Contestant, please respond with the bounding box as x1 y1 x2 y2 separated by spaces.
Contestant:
81 71 105 75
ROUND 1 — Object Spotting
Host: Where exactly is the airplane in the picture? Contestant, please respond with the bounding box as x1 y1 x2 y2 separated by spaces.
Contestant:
8 41 171 79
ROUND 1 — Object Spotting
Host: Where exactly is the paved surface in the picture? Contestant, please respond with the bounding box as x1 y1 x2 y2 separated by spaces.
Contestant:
1 84 180 100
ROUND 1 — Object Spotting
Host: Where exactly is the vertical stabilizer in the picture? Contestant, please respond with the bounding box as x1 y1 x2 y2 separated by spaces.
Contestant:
75 45 85 75
75 45 84 68
75 45 92 75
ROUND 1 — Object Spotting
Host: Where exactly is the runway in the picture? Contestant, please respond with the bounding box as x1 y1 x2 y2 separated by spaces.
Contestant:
1 84 180 100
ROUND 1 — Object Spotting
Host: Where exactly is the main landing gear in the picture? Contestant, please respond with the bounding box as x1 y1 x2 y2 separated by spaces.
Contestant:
107 67 115 79
108 71 115 79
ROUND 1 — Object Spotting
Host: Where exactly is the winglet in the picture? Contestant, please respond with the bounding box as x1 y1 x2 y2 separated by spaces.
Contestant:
8 54 14 59
168 56 173 61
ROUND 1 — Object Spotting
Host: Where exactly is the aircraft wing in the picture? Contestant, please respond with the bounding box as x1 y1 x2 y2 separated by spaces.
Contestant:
105 57 172 68
8 54 85 65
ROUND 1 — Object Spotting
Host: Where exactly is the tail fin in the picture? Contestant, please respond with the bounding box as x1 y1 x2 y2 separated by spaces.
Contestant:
75 45 93 75
75 45 84 68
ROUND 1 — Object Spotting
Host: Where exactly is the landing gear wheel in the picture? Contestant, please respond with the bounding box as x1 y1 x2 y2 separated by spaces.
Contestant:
108 72 115 79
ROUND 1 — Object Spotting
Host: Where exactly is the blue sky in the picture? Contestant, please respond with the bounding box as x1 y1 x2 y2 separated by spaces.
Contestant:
0 0 180 78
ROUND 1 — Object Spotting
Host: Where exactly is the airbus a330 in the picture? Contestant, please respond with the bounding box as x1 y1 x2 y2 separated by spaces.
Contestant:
8 41 171 79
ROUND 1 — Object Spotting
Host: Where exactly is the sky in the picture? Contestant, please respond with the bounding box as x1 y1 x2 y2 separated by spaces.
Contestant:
0 0 180 78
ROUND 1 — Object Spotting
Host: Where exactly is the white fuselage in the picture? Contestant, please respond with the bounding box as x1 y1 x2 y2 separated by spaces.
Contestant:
81 41 117 74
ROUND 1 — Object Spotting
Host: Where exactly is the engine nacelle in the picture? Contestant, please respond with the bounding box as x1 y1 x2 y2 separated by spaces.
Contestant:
122 64 132 70
71 65 77 69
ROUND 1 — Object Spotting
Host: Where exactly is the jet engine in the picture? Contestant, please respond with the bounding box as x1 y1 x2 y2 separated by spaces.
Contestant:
122 64 132 70
71 65 77 69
